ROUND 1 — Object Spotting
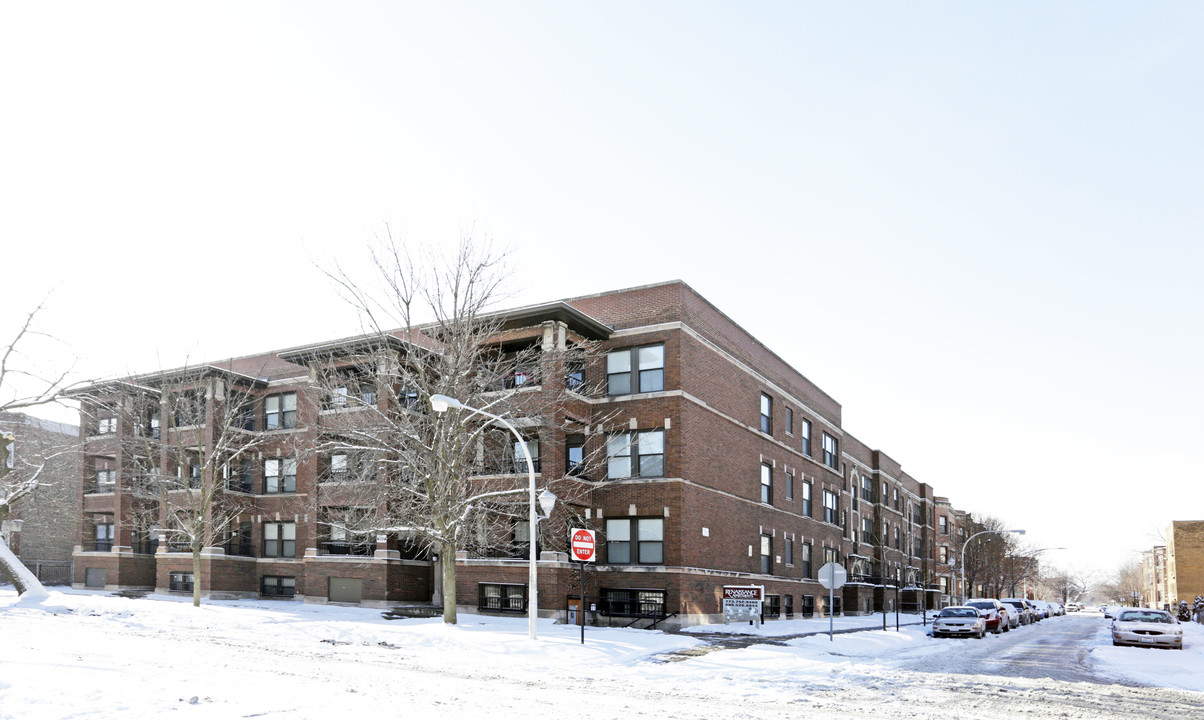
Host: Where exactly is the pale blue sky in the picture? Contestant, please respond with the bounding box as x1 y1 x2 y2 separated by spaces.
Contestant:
2 1 1201 579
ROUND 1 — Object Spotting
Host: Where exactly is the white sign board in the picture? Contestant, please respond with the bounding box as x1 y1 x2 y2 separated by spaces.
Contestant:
818 562 847 590
721 585 764 622
570 528 596 563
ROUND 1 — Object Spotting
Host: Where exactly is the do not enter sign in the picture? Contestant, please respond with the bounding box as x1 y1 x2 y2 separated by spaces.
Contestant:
570 528 596 563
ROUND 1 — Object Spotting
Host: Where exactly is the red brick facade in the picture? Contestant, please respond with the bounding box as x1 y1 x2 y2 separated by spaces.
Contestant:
72 281 976 626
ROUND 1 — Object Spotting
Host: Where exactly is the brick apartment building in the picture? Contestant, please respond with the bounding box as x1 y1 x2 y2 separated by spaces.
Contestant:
72 281 978 626
1 412 80 585
1163 521 1204 608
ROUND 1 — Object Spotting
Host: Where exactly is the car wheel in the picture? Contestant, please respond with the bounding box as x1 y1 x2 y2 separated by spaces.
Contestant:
1112 640 1121 646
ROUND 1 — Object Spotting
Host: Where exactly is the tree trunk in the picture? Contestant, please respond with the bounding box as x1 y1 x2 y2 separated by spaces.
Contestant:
441 540 457 624
191 546 203 608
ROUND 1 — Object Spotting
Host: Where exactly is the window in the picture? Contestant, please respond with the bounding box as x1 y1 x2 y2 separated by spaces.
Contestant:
261 576 296 598
514 439 541 473
263 522 296 558
606 430 664 479
913 537 923 558
861 476 875 504
226 459 254 493
173 389 205 427
566 363 585 392
822 489 838 524
939 546 948 563
144 411 161 439
764 594 781 619
599 588 666 618
785 537 794 565
801 481 812 517
232 401 255 431
893 487 900 510
785 407 793 435
94 467 116 493
760 463 772 504
265 392 297 430
223 521 253 556
823 546 838 565
606 344 664 395
861 516 874 544
605 517 663 565
893 526 900 549
784 594 794 618
801 543 812 578
760 393 772 435
565 434 585 476
800 419 812 456
331 453 348 478
264 458 297 493
169 571 194 592
180 460 201 489
785 471 794 501
97 416 117 434
760 534 772 574
822 433 838 470
479 583 527 613
939 516 948 535
93 521 114 552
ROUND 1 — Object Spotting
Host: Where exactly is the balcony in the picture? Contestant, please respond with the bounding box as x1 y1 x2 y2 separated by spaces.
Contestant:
319 540 375 557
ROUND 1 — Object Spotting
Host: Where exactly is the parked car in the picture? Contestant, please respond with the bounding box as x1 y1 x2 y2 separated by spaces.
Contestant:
1111 608 1183 649
933 606 988 639
999 603 1020 629
1000 598 1034 625
1103 605 1118 619
965 599 1009 634
1066 602 1081 612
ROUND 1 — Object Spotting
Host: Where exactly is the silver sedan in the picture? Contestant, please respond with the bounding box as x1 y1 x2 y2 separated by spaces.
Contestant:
1111 608 1184 649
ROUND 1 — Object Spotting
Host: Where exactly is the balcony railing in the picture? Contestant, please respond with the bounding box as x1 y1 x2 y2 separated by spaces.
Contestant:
319 541 375 556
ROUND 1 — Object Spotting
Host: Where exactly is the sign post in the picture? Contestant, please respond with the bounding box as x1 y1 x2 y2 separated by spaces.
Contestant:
570 528 596 644
817 562 847 642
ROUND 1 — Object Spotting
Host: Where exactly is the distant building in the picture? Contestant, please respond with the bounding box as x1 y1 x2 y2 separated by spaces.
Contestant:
0 411 80 584
1141 546 1168 609
69 281 990 625
1165 521 1204 608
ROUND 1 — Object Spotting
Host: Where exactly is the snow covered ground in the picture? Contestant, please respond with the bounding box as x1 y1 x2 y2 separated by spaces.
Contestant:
2 588 1201 719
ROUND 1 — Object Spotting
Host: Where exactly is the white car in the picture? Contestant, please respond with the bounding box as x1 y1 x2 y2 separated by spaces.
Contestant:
1111 608 1183 649
933 606 988 639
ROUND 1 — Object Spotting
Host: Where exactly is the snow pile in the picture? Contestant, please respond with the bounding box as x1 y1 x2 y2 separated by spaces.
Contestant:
2 588 1201 719
1090 617 1204 692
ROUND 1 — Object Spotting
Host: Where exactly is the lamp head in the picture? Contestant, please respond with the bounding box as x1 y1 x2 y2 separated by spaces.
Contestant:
538 488 557 518
429 394 462 413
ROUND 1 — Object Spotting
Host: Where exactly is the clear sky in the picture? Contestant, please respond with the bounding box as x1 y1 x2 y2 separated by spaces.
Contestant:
2 1 1200 580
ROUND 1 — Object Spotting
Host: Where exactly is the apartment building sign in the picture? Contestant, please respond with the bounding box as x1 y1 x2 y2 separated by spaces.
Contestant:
722 585 764 623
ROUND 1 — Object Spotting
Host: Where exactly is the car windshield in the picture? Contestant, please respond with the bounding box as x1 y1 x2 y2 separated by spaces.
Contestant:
941 608 977 618
1118 611 1172 624
966 602 993 610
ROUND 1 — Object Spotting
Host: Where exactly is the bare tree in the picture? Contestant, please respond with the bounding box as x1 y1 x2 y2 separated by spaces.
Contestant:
0 299 81 596
1100 558 1144 606
960 514 1024 599
308 233 605 624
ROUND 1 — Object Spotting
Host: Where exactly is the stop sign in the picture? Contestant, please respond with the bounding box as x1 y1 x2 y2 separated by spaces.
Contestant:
818 562 847 590
570 528 596 563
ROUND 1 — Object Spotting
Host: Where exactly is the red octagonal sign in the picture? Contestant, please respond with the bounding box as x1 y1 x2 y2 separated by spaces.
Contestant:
570 528 596 563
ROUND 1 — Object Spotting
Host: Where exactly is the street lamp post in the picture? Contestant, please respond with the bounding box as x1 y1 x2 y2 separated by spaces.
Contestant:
961 529 1025 604
430 394 556 640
